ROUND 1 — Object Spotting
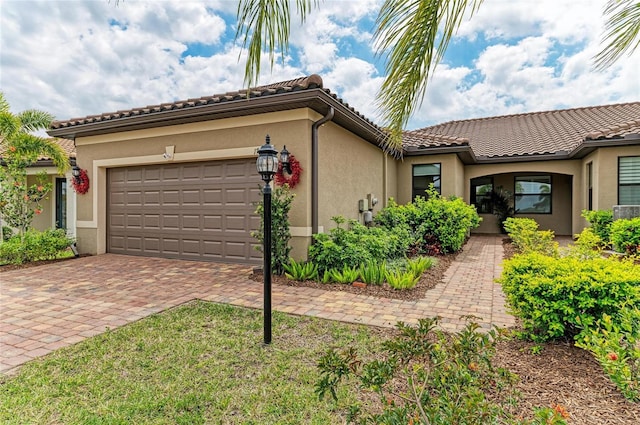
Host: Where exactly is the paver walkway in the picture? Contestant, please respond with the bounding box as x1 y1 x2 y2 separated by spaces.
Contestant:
0 235 514 374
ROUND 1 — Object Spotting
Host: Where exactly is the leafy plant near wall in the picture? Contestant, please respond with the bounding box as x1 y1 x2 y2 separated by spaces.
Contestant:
252 184 294 275
375 187 481 253
503 217 558 257
581 209 613 247
0 92 68 241
488 187 516 233
308 216 409 273
610 216 640 255
0 228 73 265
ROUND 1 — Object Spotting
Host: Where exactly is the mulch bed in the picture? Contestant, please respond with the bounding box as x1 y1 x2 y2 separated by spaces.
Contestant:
252 253 457 301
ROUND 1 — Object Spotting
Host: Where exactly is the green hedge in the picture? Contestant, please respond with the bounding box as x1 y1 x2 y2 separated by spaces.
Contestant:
499 252 640 342
0 228 73 265
308 218 410 273
582 209 613 246
375 189 481 254
610 216 640 254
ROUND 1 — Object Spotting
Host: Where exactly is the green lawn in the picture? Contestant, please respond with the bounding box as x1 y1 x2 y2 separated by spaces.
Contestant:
0 301 387 424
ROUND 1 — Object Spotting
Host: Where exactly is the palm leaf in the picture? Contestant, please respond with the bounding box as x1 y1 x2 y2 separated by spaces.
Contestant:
235 0 319 88
594 0 640 70
374 0 482 152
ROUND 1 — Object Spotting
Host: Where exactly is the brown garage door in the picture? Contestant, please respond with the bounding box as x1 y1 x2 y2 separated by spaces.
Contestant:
108 159 262 264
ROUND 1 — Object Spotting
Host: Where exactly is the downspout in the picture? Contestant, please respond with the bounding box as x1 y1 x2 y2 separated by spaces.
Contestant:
311 107 334 235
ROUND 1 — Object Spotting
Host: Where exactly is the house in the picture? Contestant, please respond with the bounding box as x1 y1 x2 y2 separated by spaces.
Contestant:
47 75 640 264
1 138 77 238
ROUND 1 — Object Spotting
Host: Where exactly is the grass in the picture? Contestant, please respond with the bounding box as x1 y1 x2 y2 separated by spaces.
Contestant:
0 301 387 424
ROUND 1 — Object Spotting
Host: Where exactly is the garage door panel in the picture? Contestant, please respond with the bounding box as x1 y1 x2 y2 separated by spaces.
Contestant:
108 158 261 264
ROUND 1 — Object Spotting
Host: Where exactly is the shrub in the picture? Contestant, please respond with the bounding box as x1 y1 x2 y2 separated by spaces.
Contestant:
308 217 409 273
503 217 558 257
0 228 73 265
499 253 640 342
571 228 603 260
2 226 13 241
316 318 559 424
582 209 613 246
576 309 640 402
610 217 640 254
375 189 481 254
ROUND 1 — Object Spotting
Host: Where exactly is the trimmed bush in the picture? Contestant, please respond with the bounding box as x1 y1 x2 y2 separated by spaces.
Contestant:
503 217 558 257
0 228 73 265
610 216 640 254
499 252 640 342
582 209 613 246
308 217 409 273
375 188 481 254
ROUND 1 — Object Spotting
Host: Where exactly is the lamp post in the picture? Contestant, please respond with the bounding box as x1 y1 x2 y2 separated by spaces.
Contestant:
256 135 279 345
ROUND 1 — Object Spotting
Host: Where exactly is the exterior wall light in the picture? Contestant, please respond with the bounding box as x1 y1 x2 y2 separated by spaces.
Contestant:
280 145 291 174
72 165 81 184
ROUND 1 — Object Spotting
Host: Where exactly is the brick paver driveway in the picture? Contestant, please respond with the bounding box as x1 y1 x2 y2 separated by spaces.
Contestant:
0 235 514 374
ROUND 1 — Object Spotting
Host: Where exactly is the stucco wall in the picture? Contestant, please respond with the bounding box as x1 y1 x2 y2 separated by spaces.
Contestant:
317 121 388 234
74 109 316 257
395 154 465 204
27 174 55 231
72 108 387 261
590 145 640 210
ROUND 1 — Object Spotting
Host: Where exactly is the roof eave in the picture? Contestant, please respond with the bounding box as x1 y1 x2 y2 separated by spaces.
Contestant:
47 89 385 148
404 145 477 164
569 134 640 158
474 151 571 164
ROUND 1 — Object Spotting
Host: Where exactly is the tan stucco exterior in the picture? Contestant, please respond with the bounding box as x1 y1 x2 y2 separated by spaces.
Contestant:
396 153 466 203
71 108 389 260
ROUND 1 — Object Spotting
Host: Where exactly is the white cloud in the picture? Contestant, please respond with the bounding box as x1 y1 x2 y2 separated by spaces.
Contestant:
0 0 637 133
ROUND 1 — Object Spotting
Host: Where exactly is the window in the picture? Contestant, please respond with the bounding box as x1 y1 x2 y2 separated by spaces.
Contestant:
55 178 67 229
515 175 551 214
587 162 593 210
471 177 493 213
412 163 441 199
619 156 640 204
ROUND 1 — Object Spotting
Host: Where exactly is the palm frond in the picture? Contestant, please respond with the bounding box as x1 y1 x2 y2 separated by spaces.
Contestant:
235 0 319 88
594 0 640 70
0 92 10 114
17 109 55 133
11 134 69 174
374 0 482 152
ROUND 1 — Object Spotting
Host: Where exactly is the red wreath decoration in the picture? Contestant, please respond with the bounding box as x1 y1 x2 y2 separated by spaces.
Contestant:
274 154 302 189
71 168 90 194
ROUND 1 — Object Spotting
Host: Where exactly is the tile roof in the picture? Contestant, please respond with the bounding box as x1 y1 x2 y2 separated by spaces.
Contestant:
50 74 378 130
404 102 640 159
1 138 75 162
40 138 76 160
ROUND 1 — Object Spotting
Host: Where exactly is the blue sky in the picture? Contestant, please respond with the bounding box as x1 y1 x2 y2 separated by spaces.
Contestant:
1 0 638 131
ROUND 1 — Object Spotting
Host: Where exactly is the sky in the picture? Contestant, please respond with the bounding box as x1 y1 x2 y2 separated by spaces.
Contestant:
1 0 639 132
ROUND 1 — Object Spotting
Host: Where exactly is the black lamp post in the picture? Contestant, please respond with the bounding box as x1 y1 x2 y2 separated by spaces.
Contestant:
256 135 279 345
